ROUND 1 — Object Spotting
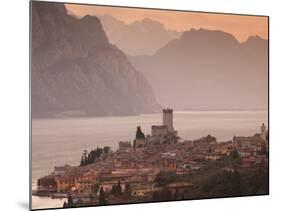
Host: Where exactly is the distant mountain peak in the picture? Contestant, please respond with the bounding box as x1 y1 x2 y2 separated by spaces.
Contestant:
247 35 263 40
130 26 268 111
131 18 167 31
97 15 182 55
140 18 164 25
97 14 125 24
182 28 238 42
172 28 240 51
244 35 267 44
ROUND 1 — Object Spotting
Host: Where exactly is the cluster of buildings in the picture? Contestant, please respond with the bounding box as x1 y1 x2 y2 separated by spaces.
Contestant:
233 123 268 168
35 109 268 206
234 123 268 156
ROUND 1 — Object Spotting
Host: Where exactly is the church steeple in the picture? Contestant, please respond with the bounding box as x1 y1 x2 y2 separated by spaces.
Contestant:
260 123 266 141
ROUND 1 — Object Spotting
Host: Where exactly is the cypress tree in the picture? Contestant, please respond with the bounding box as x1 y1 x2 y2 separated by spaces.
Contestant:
80 156 84 166
99 187 106 205
116 180 122 194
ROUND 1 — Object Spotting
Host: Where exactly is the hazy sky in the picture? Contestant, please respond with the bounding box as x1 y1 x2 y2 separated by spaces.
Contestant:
65 3 268 42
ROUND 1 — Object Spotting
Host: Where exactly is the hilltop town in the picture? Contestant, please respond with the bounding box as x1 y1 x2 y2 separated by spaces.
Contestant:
34 109 269 207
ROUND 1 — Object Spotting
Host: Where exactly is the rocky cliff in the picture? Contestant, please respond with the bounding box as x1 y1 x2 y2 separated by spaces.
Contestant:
31 2 161 118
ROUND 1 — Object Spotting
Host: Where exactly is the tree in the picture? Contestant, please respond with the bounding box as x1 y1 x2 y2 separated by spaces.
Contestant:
201 170 242 197
80 147 108 166
111 185 116 195
228 149 241 167
136 126 145 139
99 187 107 205
80 155 85 166
230 149 239 160
96 147 103 157
67 194 73 207
111 181 122 196
90 193 94 202
125 183 131 195
133 139 136 148
93 182 100 194
63 201 67 208
154 171 177 187
88 150 93 163
116 181 121 194
103 146 111 154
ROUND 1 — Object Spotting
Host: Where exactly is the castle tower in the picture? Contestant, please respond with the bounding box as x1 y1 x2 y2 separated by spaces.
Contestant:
260 123 267 141
163 108 174 132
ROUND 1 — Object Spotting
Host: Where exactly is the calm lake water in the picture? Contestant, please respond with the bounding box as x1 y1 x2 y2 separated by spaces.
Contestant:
31 110 268 209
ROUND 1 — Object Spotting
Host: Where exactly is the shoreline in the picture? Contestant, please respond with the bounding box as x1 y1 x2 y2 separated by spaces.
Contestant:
31 111 268 208
31 110 268 121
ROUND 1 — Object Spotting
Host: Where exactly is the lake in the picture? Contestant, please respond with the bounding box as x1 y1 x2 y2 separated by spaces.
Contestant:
31 110 268 209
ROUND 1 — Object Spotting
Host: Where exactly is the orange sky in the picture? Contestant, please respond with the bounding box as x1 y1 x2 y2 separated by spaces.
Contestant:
65 3 268 42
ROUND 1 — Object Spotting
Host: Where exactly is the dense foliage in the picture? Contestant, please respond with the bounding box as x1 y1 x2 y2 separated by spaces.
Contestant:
184 154 268 199
154 171 177 187
80 146 111 166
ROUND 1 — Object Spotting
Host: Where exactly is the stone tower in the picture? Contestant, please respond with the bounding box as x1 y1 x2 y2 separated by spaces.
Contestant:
260 123 267 141
163 108 174 132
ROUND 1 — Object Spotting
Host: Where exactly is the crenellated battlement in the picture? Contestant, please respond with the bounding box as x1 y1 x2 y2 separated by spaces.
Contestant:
163 108 173 113
163 108 174 132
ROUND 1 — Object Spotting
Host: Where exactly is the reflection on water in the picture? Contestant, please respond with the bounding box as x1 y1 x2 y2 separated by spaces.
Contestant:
32 196 67 209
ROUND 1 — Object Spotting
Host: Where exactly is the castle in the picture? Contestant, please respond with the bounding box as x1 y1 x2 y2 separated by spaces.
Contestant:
133 108 178 148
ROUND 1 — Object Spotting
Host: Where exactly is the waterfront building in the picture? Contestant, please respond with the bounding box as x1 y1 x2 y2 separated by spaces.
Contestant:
37 175 57 194
55 176 76 193
75 172 97 193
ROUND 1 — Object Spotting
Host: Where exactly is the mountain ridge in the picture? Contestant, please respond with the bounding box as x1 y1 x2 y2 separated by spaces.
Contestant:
130 28 268 110
31 2 161 118
97 14 182 56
